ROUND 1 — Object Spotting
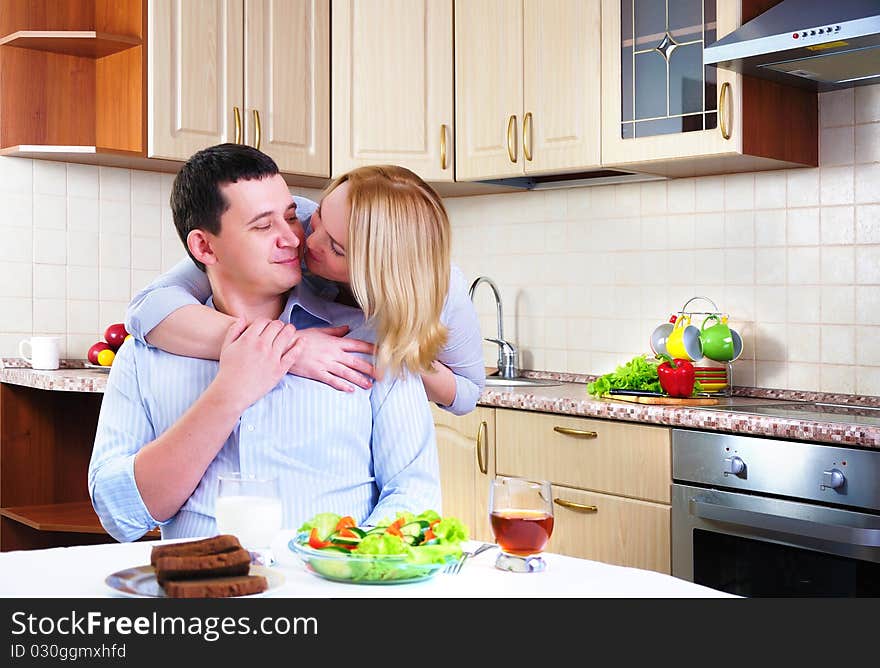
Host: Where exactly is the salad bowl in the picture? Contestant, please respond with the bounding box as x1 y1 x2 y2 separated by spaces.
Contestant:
288 532 453 584
288 511 468 585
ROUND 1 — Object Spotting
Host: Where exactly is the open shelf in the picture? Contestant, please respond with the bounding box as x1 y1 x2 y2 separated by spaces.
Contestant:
0 30 140 58
0 501 159 537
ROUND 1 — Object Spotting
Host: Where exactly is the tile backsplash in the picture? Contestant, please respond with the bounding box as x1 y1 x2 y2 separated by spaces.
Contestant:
447 86 880 396
0 161 321 362
0 86 878 396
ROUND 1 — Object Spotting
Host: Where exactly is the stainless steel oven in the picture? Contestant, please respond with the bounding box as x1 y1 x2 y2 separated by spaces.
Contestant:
671 428 880 597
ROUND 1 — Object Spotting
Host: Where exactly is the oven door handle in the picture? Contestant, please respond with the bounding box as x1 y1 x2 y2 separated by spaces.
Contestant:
690 498 880 547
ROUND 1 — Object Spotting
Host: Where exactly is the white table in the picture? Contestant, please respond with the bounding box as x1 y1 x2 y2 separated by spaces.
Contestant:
0 533 733 598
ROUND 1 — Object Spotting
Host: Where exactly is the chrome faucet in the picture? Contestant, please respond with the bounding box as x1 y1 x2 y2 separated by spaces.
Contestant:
468 276 519 379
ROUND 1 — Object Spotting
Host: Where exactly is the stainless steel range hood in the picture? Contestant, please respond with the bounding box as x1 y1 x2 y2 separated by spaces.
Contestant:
703 0 880 91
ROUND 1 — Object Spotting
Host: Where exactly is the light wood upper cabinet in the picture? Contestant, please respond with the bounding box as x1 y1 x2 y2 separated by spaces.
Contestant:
246 0 329 176
601 0 817 176
148 0 244 161
332 0 453 181
149 0 329 177
431 405 495 542
522 0 601 175
455 0 601 181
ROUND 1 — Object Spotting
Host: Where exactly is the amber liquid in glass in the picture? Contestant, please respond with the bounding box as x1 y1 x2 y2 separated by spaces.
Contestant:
490 509 554 556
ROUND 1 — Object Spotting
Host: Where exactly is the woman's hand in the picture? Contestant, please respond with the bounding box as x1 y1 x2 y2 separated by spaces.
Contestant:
288 326 376 391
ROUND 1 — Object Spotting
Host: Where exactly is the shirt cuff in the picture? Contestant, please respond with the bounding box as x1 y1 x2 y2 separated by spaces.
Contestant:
92 454 170 542
443 374 481 416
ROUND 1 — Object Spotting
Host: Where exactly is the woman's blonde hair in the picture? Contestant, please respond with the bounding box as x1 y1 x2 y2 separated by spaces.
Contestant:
323 165 450 377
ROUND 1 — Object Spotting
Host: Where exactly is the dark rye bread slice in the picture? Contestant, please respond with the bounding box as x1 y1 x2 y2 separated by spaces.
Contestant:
163 574 268 599
155 547 251 583
150 534 241 567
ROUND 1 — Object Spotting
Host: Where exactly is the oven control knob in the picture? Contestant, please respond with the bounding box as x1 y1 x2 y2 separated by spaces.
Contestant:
821 468 845 490
723 456 745 476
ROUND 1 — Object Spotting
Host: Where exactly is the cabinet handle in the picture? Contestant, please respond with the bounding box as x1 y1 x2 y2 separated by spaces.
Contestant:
719 82 732 140
476 420 488 475
506 114 518 163
233 106 242 144
440 124 448 170
253 109 262 150
554 498 598 513
523 111 533 161
553 426 597 439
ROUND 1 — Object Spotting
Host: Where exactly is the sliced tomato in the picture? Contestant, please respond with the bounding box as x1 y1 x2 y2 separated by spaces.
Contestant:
335 515 357 531
386 524 403 537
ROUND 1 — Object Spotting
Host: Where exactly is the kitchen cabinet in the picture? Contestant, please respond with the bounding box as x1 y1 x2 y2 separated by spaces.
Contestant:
431 405 495 542
454 0 601 181
0 382 158 551
494 408 672 573
0 0 145 161
600 0 817 176
331 0 453 181
149 0 329 177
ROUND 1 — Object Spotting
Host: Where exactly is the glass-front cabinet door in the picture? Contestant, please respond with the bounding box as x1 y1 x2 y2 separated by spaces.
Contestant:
601 0 741 170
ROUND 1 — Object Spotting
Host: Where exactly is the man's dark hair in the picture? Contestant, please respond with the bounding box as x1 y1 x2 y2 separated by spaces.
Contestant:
170 143 280 271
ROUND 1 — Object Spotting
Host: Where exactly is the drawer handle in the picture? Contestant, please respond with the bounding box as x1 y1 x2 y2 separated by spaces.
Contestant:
476 420 488 475
553 426 597 439
554 498 598 513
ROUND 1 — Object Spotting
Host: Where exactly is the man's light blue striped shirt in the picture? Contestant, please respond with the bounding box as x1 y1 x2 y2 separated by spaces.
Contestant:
88 283 441 542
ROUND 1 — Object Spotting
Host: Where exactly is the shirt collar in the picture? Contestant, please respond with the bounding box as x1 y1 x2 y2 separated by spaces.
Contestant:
203 279 364 330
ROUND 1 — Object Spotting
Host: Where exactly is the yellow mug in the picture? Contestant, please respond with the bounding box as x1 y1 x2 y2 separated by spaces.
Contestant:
665 316 703 361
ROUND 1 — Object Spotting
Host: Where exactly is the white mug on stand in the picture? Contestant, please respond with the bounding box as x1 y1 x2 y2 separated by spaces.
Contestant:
19 336 61 370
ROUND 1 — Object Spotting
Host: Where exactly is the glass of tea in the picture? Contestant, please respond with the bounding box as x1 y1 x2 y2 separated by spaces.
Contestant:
488 477 554 573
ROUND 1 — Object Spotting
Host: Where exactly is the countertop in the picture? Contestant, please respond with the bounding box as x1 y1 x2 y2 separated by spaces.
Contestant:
0 536 733 598
2 360 879 448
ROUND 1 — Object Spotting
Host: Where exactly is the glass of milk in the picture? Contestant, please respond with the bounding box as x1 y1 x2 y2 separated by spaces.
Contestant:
215 472 283 566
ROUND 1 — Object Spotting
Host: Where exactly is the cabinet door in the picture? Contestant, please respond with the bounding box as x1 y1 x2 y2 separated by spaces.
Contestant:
522 0 601 174
332 0 453 181
549 483 671 573
148 0 244 161
431 406 495 542
454 0 523 181
601 0 741 168
245 0 329 177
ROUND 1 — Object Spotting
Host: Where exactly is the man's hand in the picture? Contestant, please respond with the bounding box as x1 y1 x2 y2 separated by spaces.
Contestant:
214 318 299 410
288 325 376 391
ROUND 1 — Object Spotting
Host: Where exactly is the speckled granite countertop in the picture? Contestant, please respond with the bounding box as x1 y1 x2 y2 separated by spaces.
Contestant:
3 359 879 448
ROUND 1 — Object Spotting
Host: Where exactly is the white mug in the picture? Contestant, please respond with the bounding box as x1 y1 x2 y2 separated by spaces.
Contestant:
19 336 61 370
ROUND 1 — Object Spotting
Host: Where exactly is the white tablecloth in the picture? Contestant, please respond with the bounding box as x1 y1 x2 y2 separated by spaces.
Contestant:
0 533 734 598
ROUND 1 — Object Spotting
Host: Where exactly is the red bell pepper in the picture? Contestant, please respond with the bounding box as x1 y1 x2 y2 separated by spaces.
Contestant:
335 516 357 537
656 354 696 398
308 527 332 549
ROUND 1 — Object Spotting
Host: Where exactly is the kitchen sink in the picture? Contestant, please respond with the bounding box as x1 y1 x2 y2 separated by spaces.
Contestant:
483 376 561 388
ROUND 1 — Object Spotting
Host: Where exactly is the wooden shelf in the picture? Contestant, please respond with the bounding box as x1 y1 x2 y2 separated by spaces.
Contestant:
0 30 140 58
0 501 159 537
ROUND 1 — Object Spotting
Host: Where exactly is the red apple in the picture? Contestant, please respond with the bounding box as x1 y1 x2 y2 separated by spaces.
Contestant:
88 341 111 364
104 323 129 350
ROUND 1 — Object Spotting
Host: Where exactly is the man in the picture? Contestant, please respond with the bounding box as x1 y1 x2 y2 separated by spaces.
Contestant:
88 143 440 542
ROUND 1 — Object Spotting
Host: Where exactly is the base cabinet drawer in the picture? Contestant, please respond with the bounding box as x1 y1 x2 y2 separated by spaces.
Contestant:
548 484 671 574
495 409 671 503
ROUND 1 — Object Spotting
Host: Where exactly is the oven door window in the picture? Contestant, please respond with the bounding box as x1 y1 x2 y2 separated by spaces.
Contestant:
693 529 880 597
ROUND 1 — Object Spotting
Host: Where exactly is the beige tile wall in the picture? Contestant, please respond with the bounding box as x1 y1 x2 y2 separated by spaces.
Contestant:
447 86 880 395
0 159 321 360
0 86 877 395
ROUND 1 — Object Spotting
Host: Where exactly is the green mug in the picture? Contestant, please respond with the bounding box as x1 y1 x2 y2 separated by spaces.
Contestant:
700 315 735 362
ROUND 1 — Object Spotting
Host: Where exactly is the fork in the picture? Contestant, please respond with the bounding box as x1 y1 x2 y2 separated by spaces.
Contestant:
444 542 497 575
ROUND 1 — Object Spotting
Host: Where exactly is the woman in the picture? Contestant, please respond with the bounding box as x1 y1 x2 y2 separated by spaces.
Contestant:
126 165 484 415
